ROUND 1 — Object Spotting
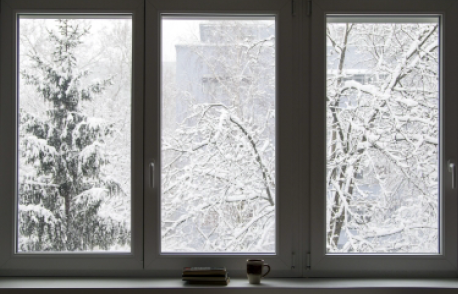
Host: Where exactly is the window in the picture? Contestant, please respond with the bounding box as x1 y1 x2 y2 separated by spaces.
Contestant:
0 0 144 273
161 16 276 253
143 0 296 275
17 15 132 253
1 0 457 277
309 0 458 277
326 16 441 254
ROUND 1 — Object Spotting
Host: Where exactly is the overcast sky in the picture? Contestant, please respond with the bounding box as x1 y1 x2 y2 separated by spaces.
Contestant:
162 19 201 62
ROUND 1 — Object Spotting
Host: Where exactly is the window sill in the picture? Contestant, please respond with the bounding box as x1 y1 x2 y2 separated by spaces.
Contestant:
1 278 458 293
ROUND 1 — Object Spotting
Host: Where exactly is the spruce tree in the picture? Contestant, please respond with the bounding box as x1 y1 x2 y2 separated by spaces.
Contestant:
19 19 130 252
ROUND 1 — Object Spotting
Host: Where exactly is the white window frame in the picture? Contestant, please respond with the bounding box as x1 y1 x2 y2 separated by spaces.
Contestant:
0 0 145 275
143 0 302 277
0 0 457 278
308 0 458 277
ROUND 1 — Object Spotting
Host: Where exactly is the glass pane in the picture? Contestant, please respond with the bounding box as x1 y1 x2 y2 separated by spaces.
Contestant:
18 16 132 252
161 17 276 253
326 17 440 253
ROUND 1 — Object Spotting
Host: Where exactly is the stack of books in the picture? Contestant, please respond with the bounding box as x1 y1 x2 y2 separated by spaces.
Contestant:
182 267 230 285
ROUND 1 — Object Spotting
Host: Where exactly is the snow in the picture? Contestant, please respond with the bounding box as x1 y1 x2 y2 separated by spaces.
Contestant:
17 17 441 254
327 22 439 253
18 18 132 252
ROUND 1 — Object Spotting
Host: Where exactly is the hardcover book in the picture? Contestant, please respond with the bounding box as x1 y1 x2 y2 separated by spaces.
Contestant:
182 267 227 276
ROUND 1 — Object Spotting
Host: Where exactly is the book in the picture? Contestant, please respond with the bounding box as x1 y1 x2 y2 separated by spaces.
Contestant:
184 277 230 285
182 267 227 276
182 273 228 281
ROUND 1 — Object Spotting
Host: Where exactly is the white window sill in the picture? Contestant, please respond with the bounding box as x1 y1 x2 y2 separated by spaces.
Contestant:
1 278 458 293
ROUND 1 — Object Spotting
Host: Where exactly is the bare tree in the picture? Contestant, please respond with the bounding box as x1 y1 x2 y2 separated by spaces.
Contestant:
161 20 276 252
326 22 439 252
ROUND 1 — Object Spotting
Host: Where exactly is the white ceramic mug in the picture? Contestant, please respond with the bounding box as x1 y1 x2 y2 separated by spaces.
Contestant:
247 259 271 284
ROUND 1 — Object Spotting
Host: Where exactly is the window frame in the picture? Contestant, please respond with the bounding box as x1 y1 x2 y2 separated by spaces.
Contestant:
0 0 457 278
308 0 458 277
143 0 303 277
0 0 145 275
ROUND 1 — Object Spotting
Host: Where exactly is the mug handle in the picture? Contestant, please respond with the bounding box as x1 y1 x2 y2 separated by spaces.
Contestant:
262 264 271 278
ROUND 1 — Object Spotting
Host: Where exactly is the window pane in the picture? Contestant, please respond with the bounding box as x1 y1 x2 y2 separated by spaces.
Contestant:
326 17 439 253
18 17 132 252
161 17 276 253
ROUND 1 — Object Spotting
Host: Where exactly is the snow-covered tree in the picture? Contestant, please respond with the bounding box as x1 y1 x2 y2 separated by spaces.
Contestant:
326 22 439 252
161 21 276 252
19 19 130 251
